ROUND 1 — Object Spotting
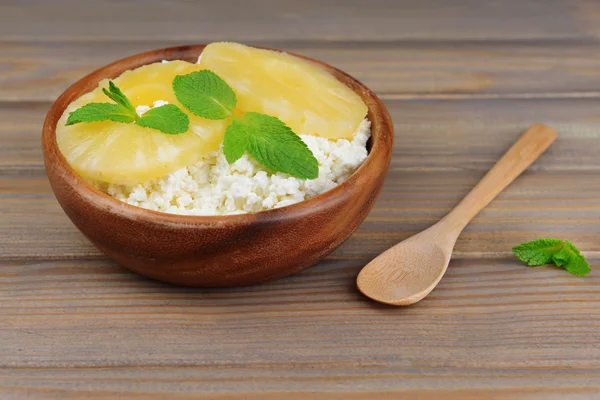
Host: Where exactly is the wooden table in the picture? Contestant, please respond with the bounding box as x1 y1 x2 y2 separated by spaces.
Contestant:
2 1 599 398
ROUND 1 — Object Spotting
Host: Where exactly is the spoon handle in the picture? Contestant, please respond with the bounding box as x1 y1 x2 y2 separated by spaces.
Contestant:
441 123 557 232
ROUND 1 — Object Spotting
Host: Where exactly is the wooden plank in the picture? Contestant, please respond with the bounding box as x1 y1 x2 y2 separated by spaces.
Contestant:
3 2 599 398
1 170 599 260
1 258 599 397
0 0 593 43
0 102 47 174
4 41 600 102
392 98 600 172
1 388 599 400
3 99 599 174
2 98 599 260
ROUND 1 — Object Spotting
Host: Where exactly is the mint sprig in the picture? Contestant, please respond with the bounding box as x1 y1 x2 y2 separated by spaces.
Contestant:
223 113 318 179
513 239 591 276
66 102 137 125
66 80 189 135
102 81 138 118
174 69 318 179
173 70 237 120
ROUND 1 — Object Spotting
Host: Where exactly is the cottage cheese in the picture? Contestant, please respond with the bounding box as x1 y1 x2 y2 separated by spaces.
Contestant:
99 119 371 216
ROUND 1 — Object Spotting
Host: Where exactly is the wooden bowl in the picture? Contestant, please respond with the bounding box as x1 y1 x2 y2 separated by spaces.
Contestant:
42 45 394 287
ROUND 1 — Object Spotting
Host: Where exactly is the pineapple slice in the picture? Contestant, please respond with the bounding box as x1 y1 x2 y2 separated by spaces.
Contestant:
56 61 227 185
198 42 367 140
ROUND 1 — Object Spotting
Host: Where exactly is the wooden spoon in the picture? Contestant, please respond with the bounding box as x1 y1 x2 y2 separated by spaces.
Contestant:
357 123 557 306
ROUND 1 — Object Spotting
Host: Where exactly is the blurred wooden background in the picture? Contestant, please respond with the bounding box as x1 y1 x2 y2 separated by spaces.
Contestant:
1 1 599 399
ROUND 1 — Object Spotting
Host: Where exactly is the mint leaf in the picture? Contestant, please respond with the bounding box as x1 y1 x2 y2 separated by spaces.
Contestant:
564 254 592 277
565 241 582 257
173 70 236 120
512 238 564 266
244 113 318 179
102 81 138 119
222 113 318 179
552 245 572 267
553 241 591 276
66 103 137 125
135 104 189 135
513 238 591 277
223 116 250 163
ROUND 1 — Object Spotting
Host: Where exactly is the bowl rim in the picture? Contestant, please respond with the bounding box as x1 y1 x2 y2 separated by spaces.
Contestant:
43 44 393 226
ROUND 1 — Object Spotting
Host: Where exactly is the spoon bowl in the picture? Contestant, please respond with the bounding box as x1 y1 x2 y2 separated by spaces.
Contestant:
357 225 452 305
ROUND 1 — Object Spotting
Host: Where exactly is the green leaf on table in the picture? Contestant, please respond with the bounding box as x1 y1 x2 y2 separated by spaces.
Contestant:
513 238 591 277
512 238 564 266
563 255 592 277
552 241 591 276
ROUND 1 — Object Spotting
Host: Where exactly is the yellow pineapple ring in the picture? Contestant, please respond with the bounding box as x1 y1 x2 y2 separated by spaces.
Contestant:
199 42 367 140
56 61 227 185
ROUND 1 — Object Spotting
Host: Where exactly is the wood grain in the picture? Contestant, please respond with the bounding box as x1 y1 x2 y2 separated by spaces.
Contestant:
5 41 600 102
2 388 600 400
2 170 599 261
0 0 595 43
2 98 599 260
1 258 599 397
2 0 600 397
3 98 600 174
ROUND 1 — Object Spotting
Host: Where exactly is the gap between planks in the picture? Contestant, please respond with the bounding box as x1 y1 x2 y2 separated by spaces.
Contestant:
1 253 599 263
3 37 600 47
4 91 600 109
